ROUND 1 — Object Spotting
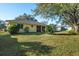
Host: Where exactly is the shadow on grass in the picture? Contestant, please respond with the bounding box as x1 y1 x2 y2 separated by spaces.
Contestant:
0 34 54 56
17 32 45 35
19 42 54 56
53 34 78 35
52 32 78 35
0 34 21 56
18 32 79 36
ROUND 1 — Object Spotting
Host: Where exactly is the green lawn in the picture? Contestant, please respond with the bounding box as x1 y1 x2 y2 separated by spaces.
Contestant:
0 32 79 56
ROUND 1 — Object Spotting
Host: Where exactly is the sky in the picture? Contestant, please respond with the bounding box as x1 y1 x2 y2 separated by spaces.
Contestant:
0 3 36 20
0 3 57 24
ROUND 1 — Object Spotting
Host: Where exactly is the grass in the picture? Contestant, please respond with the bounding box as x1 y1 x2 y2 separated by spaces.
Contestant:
0 32 79 56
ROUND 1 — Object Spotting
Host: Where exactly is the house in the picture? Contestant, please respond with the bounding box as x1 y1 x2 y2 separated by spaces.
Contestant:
55 25 67 31
6 19 46 33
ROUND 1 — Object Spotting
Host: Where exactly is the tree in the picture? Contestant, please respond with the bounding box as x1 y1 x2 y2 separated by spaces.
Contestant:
34 3 79 32
0 20 5 30
46 24 56 33
15 13 37 21
8 24 21 34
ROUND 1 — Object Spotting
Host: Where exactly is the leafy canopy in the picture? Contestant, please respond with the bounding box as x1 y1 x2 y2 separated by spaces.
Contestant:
15 13 37 21
34 3 79 26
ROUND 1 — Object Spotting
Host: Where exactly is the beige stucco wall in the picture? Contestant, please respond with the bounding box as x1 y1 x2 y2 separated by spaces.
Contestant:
6 22 46 32
23 24 37 32
6 22 37 32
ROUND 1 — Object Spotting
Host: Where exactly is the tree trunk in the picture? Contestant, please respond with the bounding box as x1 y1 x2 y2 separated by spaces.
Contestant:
73 25 79 32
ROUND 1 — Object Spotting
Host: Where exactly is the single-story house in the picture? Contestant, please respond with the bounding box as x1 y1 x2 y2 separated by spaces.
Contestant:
6 19 46 33
55 25 67 31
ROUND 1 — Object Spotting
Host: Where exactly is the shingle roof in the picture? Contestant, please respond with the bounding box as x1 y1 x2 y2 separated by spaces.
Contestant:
6 19 46 26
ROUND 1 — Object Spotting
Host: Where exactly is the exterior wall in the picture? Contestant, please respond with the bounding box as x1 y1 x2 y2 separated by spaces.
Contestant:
41 26 46 32
6 22 46 32
56 27 61 31
23 24 37 32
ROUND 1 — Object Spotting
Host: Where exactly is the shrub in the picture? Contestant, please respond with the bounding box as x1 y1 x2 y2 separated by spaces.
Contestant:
46 25 54 33
8 24 20 34
68 30 77 35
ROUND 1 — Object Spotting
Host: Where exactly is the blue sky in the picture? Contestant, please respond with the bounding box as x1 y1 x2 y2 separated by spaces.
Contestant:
0 3 56 24
0 3 36 20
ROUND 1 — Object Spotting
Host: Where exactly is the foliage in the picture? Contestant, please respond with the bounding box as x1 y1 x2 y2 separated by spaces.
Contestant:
34 3 79 32
46 25 53 33
8 24 20 34
68 30 78 35
15 13 37 21
0 20 6 30
46 24 56 33
0 24 5 29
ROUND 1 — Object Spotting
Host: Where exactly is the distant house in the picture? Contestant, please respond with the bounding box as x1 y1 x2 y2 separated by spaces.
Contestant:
6 19 46 33
56 26 61 31
55 25 67 31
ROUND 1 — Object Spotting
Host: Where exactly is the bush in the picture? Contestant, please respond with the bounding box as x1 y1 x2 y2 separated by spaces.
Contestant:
8 24 20 34
68 30 77 35
46 25 55 33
